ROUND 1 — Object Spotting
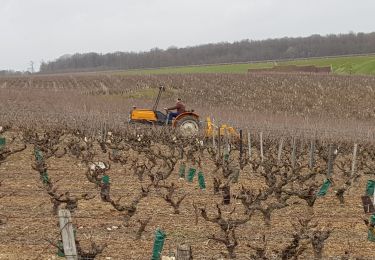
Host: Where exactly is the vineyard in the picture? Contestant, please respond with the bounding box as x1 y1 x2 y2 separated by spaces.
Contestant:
1 73 375 259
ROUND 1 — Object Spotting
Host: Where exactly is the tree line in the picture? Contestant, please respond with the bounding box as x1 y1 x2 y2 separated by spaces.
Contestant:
39 32 375 73
0 70 30 76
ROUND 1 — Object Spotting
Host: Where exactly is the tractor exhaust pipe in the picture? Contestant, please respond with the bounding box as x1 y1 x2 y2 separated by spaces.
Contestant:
153 85 165 111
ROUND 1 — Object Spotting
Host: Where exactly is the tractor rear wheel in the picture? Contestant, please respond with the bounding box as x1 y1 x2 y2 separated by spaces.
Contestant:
175 115 200 136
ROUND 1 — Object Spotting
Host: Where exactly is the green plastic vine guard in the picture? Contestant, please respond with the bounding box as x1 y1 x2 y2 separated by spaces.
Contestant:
198 171 206 190
179 163 186 178
102 175 110 184
40 171 49 184
151 228 166 260
34 149 43 162
368 214 375 242
57 240 64 257
367 180 375 196
187 168 196 182
317 179 331 197
0 137 5 149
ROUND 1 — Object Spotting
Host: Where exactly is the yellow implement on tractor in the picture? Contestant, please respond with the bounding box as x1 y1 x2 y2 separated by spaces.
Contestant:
129 86 238 137
205 117 239 138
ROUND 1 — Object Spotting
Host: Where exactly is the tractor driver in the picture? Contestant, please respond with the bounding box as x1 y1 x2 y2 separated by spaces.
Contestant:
164 98 186 122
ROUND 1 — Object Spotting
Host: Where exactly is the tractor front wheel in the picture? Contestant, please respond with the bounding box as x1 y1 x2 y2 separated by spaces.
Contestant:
175 115 200 136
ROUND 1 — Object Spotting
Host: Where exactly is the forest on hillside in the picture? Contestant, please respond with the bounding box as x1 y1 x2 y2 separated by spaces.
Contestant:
39 32 375 73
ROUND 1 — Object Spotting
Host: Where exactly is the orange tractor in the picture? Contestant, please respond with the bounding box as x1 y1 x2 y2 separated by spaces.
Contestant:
129 86 201 135
129 86 239 137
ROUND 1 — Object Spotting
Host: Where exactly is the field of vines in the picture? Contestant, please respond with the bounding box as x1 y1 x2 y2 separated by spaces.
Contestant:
1 73 375 259
1 73 375 137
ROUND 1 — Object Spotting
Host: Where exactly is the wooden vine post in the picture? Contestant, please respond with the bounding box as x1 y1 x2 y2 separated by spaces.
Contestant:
217 127 221 160
260 132 264 162
58 209 78 260
239 129 243 162
224 128 229 162
327 144 334 178
176 244 192 260
277 137 284 164
351 143 358 176
101 121 107 141
309 139 315 169
291 137 296 169
212 118 216 148
248 131 251 159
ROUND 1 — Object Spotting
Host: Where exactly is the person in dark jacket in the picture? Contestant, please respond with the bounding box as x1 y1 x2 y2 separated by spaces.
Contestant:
164 98 186 122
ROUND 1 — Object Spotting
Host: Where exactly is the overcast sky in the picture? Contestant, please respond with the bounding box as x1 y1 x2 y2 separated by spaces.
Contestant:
1 0 374 71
